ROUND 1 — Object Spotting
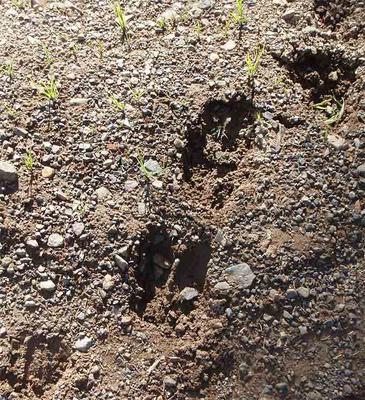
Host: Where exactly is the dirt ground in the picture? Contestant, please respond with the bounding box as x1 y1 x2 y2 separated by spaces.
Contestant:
0 0 364 399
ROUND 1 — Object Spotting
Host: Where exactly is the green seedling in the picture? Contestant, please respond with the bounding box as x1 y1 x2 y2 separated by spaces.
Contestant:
97 40 105 60
314 97 345 126
137 152 165 181
194 21 203 36
113 2 128 40
1 61 14 79
245 44 264 78
231 0 247 28
2 103 19 118
24 151 35 172
156 18 167 31
43 45 55 66
37 77 59 102
131 88 145 103
109 94 126 111
11 0 26 9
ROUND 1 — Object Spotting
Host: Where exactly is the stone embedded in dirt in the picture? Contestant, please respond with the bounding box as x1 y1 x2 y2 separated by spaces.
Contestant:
179 287 199 302
327 134 348 150
144 159 162 175
151 179 163 189
297 286 310 299
0 161 18 182
69 98 90 106
286 288 298 300
120 315 132 326
102 274 115 291
26 239 39 249
163 376 177 389
13 126 28 137
221 40 236 51
95 186 111 200
72 222 85 237
282 9 300 23
224 263 256 289
209 53 219 63
356 163 365 177
75 337 93 352
39 279 56 292
47 233 64 248
124 180 139 191
214 281 231 292
114 254 128 271
31 0 48 7
41 166 55 178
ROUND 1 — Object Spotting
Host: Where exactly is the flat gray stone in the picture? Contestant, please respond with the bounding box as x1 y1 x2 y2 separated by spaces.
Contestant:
47 233 64 248
95 186 111 200
224 263 256 289
39 280 56 292
0 161 18 182
72 222 85 237
357 163 365 177
179 287 199 302
75 337 93 352
114 254 128 271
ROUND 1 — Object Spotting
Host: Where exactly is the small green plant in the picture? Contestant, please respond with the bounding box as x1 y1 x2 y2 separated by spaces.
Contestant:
97 40 105 60
194 21 203 36
137 152 165 181
11 0 26 9
24 151 35 172
109 94 126 111
211 126 227 141
314 97 345 126
156 17 167 31
2 103 19 118
37 77 59 102
1 61 14 79
231 0 247 28
113 2 128 40
245 44 264 78
43 45 55 66
131 88 145 103
69 43 79 60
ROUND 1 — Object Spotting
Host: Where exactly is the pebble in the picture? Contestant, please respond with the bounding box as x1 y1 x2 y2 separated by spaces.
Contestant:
179 287 199 301
114 254 128 271
72 222 85 237
0 161 18 182
47 233 64 248
224 263 256 289
95 186 111 200
102 274 115 291
297 286 310 299
41 166 55 178
221 40 236 51
75 336 93 352
356 163 365 177
39 279 56 292
327 134 348 151
26 239 39 249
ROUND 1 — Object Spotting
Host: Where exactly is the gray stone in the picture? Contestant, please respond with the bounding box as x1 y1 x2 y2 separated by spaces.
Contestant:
102 274 115 291
124 180 138 191
72 222 85 237
327 134 348 150
114 254 128 271
179 287 199 301
163 376 177 389
26 239 39 249
297 286 310 299
224 263 256 289
69 98 90 106
222 40 236 51
47 233 64 248
39 279 56 292
282 9 299 23
357 163 365 177
75 336 93 352
214 281 231 292
286 288 298 300
144 159 162 175
0 161 18 182
95 186 111 200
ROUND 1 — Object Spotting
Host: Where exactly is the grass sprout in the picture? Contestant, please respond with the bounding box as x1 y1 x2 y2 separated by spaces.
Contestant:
314 98 345 126
231 0 247 27
37 77 59 101
131 88 145 103
156 18 167 31
113 2 128 40
24 151 35 172
137 152 165 181
1 61 14 79
109 94 126 111
245 44 264 78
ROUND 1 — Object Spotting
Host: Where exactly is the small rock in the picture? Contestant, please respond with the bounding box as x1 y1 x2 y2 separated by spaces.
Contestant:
69 98 90 106
327 134 348 150
297 286 310 299
95 187 111 200
114 254 128 271
102 274 115 291
26 239 39 249
209 53 219 63
39 279 56 292
286 288 298 300
214 281 231 292
356 163 365 177
0 161 18 182
47 233 64 248
179 287 199 302
13 127 28 137
153 254 171 270
222 40 236 51
163 376 177 389
144 159 162 175
224 263 256 289
282 9 299 23
120 315 132 326
41 166 55 178
75 337 93 352
124 180 139 191
72 222 85 237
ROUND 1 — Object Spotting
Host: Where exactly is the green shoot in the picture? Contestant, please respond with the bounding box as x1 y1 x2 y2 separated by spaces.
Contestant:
109 94 126 112
156 18 167 31
194 21 203 36
43 45 55 66
37 77 59 101
2 103 19 118
131 88 145 103
313 99 332 111
137 152 165 181
24 151 35 172
11 0 26 9
113 2 127 40
1 61 14 79
325 98 345 125
97 40 105 61
245 45 264 78
231 0 247 27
